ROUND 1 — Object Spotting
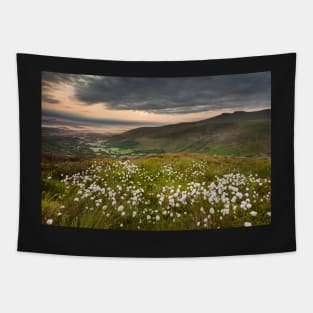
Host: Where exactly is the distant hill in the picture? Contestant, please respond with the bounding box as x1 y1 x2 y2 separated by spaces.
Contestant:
107 109 271 157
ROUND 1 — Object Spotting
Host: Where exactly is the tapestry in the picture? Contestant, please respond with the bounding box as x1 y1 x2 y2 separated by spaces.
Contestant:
17 53 296 256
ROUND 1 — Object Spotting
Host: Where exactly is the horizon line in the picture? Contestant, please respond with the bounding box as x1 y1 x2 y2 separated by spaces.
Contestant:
42 107 270 135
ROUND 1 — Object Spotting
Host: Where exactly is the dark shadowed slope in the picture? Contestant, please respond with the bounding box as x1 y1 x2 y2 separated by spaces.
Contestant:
108 109 271 156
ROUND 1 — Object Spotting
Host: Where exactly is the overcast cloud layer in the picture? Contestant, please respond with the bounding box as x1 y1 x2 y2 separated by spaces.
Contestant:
42 71 271 114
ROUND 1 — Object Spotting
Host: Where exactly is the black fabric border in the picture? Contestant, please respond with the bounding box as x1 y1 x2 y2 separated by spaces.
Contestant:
17 53 296 257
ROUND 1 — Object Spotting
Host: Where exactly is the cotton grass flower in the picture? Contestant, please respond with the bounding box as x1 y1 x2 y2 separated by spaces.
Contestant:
117 205 124 212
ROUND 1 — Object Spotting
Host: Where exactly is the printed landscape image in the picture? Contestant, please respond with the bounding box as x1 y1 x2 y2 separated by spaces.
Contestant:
41 71 271 230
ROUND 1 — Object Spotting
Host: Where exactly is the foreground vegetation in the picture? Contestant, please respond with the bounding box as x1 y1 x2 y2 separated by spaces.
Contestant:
41 154 271 231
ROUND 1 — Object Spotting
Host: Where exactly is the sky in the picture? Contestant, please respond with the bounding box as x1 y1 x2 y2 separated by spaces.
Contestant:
42 71 271 134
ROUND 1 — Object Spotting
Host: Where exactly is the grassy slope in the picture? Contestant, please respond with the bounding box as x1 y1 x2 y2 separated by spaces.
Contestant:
108 109 271 157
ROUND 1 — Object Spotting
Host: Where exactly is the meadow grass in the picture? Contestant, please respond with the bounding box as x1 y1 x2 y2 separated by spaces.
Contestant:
41 154 271 231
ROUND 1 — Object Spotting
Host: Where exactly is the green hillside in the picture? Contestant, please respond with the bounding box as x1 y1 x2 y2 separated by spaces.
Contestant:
108 109 271 157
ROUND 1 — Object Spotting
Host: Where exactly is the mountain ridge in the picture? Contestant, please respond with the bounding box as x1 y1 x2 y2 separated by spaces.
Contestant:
110 109 270 137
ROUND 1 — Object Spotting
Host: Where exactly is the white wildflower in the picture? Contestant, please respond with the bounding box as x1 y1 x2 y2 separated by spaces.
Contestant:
117 205 124 212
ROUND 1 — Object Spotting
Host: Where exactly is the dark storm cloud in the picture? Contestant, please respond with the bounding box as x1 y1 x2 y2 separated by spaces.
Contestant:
42 71 271 114
42 94 60 104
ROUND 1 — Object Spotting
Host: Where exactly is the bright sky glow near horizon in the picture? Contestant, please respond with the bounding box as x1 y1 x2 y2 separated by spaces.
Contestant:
42 71 271 134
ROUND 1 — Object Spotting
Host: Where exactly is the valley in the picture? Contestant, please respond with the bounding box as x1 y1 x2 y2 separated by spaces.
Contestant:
42 109 271 158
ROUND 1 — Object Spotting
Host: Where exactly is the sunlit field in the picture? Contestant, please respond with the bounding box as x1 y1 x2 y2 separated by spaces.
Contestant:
41 154 271 230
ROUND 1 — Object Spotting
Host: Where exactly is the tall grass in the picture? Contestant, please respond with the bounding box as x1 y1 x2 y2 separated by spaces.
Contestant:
42 154 271 231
